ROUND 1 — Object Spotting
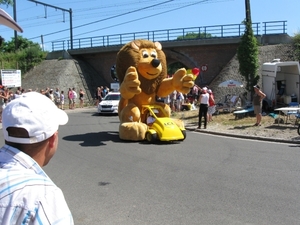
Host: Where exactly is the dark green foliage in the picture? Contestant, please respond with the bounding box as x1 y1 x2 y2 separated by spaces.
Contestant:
0 0 13 6
16 46 45 72
0 36 41 53
177 32 212 40
0 36 47 74
237 20 259 93
292 33 300 61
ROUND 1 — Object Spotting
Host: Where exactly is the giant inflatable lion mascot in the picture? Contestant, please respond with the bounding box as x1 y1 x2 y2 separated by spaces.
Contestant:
116 39 194 141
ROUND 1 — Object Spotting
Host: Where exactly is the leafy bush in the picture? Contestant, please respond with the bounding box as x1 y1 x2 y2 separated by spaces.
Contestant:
292 32 300 61
0 36 47 75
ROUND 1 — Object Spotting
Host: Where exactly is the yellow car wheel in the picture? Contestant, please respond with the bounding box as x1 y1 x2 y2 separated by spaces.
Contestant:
146 131 157 143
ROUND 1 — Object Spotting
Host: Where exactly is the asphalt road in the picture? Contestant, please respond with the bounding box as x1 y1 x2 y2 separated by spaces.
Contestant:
1 108 300 225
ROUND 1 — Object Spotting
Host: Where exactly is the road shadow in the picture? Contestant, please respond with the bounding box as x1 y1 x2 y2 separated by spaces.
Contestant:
265 124 298 131
139 140 183 145
63 131 122 146
91 112 118 117
228 125 254 130
227 123 298 131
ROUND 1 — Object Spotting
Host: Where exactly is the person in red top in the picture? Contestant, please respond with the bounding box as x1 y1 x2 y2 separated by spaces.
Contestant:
68 88 74 109
207 89 216 122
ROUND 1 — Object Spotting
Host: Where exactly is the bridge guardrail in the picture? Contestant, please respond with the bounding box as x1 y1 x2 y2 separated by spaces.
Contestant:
51 21 287 51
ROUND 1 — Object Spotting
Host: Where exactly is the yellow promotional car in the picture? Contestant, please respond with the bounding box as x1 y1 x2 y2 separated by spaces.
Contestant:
142 105 186 143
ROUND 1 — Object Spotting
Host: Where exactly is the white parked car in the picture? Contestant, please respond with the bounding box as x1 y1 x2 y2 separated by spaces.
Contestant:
97 92 120 115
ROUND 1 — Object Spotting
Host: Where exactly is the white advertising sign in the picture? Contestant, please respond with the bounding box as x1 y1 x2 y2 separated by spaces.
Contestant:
110 82 119 91
1 69 21 87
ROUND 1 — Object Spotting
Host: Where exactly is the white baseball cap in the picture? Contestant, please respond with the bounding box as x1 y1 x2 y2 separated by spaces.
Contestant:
2 92 68 144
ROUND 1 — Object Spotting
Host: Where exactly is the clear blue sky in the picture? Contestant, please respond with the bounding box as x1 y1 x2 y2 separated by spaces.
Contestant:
0 0 299 51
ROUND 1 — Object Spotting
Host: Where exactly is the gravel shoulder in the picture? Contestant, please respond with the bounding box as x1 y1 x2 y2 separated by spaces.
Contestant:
179 109 300 144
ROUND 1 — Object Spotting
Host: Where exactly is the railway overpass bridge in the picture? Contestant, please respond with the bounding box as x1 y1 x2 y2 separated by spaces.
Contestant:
44 21 291 101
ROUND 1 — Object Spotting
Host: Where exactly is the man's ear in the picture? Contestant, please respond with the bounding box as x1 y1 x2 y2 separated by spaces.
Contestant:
48 132 58 148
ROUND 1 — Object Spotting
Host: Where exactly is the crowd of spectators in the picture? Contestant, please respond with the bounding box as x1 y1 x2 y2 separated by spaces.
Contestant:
0 84 216 123
0 86 87 122
94 86 110 105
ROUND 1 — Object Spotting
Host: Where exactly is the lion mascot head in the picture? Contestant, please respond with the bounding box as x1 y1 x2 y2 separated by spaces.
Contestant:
116 39 167 95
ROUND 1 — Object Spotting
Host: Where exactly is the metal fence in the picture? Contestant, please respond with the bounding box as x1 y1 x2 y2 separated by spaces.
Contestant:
51 21 287 51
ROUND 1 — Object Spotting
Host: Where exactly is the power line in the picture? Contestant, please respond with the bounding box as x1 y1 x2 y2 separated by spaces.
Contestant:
28 0 174 40
49 0 223 43
22 0 226 44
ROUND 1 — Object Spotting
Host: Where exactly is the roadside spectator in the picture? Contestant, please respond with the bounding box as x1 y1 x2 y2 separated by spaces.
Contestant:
54 87 60 108
68 88 74 109
198 87 209 129
99 86 105 100
49 89 54 102
0 92 74 224
44 87 50 98
95 86 102 106
207 89 216 122
79 88 85 108
0 87 11 118
192 84 199 104
253 84 266 126
72 87 77 109
170 90 177 112
60 90 65 110
14 89 21 99
0 91 5 123
176 91 184 112
164 93 171 108
102 86 108 97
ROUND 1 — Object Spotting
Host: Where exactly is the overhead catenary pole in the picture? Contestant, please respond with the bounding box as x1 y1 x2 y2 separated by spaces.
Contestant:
245 0 251 23
13 0 17 51
28 0 73 49
40 35 44 51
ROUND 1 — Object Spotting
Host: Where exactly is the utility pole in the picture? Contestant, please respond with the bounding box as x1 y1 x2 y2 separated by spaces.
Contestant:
28 0 73 49
13 0 17 51
245 0 251 23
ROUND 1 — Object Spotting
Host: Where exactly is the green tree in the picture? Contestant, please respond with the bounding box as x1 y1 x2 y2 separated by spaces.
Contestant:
0 36 46 74
237 1 259 95
0 0 13 6
177 32 212 40
292 32 300 61
0 35 42 53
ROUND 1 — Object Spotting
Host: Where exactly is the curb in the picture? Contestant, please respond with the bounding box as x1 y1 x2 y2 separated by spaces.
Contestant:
185 126 300 144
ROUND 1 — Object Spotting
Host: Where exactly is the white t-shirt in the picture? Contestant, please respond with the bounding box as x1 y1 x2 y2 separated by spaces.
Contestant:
72 90 77 99
200 93 210 104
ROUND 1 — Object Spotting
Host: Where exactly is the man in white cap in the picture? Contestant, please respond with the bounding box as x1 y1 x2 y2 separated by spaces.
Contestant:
0 92 74 224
